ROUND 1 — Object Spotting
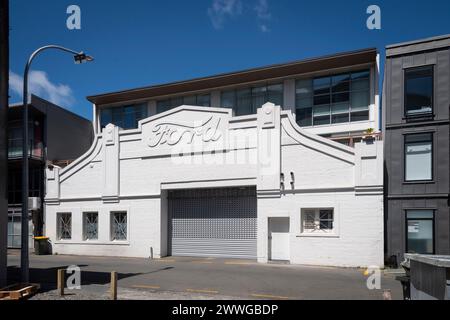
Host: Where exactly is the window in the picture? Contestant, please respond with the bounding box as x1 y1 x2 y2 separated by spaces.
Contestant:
406 210 434 254
100 103 148 130
8 124 23 158
405 66 433 117
296 70 370 127
221 83 283 116
405 133 433 181
8 120 44 159
236 88 252 116
83 212 98 241
57 213 72 240
295 79 313 126
111 212 127 241
301 209 334 233
8 167 42 205
157 94 211 113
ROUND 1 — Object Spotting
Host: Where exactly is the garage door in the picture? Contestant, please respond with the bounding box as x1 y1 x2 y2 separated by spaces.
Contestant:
168 187 257 259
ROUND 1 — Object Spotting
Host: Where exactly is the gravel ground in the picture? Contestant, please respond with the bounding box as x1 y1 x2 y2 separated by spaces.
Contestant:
29 286 244 300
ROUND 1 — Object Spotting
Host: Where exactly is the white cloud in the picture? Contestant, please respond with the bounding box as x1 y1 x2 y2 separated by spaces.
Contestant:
208 0 272 32
9 70 75 108
208 0 243 29
254 0 271 32
255 0 271 20
259 24 269 33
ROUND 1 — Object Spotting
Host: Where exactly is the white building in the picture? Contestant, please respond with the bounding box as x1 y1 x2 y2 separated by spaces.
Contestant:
45 101 384 267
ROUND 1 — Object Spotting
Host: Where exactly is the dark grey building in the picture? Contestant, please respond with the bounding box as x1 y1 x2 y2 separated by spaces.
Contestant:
7 95 93 248
383 34 450 266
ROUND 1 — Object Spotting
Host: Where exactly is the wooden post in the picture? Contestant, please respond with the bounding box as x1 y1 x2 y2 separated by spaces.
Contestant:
110 271 117 300
57 269 64 296
383 289 392 300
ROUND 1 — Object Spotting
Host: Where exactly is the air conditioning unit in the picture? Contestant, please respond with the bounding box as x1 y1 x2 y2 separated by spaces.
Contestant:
28 197 41 210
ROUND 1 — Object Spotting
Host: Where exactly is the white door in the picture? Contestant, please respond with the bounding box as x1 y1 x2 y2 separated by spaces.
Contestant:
269 217 290 261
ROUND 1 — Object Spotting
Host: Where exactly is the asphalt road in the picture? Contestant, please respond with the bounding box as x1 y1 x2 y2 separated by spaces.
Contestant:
7 252 403 300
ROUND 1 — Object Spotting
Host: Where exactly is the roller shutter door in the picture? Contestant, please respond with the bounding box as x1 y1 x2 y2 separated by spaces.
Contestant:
168 187 257 259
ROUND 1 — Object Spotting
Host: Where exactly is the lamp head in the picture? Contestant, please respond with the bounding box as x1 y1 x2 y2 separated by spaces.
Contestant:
74 52 94 64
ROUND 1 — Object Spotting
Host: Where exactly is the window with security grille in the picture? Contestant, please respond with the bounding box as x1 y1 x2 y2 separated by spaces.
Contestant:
301 208 334 233
303 210 316 231
57 213 72 240
111 212 127 241
83 212 98 240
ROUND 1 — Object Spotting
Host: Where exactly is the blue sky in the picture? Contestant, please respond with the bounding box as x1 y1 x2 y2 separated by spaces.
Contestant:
8 0 450 120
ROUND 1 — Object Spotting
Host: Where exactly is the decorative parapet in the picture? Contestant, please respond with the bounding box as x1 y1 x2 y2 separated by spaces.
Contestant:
45 165 61 205
102 124 120 203
354 140 383 195
257 103 281 197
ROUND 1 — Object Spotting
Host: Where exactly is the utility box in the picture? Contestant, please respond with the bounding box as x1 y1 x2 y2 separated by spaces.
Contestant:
406 254 450 300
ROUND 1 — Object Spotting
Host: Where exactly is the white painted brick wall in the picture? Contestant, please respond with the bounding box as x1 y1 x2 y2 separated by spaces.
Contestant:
45 105 383 267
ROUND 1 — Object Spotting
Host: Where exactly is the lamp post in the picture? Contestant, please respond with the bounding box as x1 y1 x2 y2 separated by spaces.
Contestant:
21 45 93 283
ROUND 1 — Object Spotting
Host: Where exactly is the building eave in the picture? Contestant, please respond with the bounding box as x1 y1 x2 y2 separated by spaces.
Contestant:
87 48 377 106
386 34 450 57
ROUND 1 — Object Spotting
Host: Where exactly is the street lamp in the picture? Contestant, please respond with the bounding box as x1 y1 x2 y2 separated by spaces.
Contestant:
21 45 93 283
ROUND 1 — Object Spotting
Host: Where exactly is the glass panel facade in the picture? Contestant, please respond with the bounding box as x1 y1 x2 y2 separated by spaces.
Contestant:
406 210 434 254
295 79 313 126
7 208 33 249
8 167 43 205
236 88 252 116
100 103 148 130
221 83 283 116
405 66 433 116
157 94 211 114
296 69 370 127
8 120 44 159
405 133 433 181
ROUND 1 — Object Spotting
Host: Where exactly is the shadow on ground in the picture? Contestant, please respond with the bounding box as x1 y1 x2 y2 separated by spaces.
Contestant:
6 265 153 293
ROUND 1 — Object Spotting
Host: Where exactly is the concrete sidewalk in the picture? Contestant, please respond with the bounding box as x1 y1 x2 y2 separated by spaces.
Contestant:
7 253 403 300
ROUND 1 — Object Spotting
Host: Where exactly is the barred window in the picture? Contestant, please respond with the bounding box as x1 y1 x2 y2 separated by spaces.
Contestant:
83 212 98 241
303 210 316 231
301 208 334 233
111 212 127 241
57 213 72 240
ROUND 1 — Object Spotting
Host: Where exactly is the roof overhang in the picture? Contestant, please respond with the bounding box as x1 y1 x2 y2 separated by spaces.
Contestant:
87 48 377 106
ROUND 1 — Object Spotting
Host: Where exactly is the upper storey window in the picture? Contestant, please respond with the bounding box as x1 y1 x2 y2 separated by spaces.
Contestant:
8 120 43 159
405 66 433 117
100 103 148 131
157 94 211 114
296 70 370 127
221 84 283 116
